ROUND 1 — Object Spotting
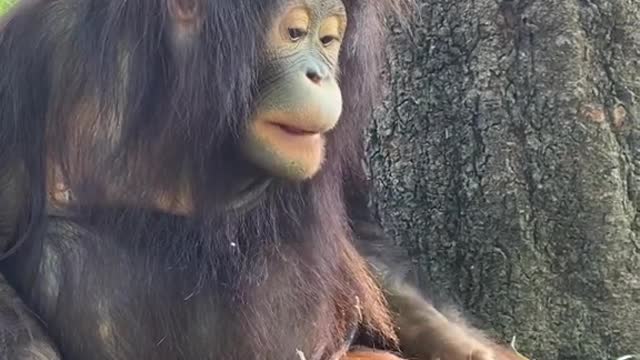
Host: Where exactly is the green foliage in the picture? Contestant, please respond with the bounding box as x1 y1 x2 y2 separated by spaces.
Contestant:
0 0 16 15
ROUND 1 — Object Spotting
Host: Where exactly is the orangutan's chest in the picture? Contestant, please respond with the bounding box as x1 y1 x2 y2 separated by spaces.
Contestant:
11 229 351 360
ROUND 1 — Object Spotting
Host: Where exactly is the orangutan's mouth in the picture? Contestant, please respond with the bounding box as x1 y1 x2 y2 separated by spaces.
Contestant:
269 122 322 136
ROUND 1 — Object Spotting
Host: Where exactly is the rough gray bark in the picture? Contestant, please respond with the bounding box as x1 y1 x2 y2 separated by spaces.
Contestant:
367 1 640 359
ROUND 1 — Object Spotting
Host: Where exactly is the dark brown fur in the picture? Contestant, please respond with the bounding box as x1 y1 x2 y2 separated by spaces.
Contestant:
0 0 411 359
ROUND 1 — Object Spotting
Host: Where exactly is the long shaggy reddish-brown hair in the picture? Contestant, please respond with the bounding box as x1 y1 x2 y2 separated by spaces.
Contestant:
0 0 411 358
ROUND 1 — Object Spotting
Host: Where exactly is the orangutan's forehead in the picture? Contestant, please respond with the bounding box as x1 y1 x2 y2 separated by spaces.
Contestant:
283 0 346 14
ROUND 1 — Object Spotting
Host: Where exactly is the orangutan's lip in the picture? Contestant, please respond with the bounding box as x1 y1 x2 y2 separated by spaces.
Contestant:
268 122 323 136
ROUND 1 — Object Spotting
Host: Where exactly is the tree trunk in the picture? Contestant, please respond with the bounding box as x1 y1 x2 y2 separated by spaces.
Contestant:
368 1 640 359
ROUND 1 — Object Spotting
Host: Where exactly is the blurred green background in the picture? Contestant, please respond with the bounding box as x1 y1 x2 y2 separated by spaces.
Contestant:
0 0 15 14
